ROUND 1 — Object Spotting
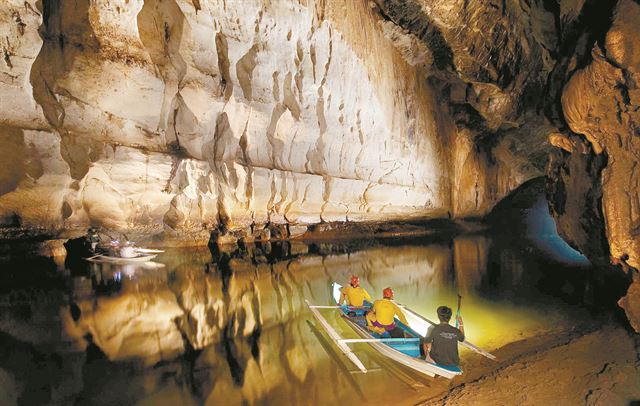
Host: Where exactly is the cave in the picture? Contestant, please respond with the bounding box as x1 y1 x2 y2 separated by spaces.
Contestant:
0 0 639 404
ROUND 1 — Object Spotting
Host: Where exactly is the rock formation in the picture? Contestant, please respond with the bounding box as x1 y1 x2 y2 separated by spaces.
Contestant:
0 0 552 243
1 0 449 241
553 0 640 331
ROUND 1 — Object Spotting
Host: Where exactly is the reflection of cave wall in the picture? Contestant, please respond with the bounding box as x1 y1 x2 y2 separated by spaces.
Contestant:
71 245 453 364
1 232 623 404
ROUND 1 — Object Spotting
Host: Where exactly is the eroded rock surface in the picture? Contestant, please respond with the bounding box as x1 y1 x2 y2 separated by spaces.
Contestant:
0 0 458 240
0 0 555 242
557 0 640 330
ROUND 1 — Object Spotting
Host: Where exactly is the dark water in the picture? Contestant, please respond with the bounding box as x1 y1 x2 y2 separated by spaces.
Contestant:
0 200 629 405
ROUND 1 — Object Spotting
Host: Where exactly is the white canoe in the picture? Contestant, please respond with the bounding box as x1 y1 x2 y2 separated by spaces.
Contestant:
330 283 496 361
85 254 157 264
329 283 464 379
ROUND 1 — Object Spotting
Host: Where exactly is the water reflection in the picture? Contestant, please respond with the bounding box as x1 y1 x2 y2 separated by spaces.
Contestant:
0 231 626 406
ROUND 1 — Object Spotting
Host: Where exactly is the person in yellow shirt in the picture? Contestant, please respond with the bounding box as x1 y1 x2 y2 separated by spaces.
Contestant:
366 287 408 336
338 276 372 307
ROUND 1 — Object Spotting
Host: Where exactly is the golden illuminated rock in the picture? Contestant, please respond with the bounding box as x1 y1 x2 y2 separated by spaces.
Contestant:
0 0 549 242
0 0 456 238
559 0 640 330
619 281 640 333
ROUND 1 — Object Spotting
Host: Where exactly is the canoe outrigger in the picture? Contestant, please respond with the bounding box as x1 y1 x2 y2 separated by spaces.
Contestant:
84 254 157 264
305 282 495 379
133 248 165 254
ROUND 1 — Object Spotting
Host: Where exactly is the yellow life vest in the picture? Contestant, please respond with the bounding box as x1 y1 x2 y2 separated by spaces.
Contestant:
370 299 408 325
340 286 372 306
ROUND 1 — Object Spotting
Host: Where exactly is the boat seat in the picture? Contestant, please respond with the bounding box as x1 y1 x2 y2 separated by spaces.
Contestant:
371 331 389 339
395 320 420 338
389 341 421 357
342 304 370 317
345 314 368 327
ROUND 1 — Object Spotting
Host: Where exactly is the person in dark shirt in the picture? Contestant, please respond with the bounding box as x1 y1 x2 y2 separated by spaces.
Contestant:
422 306 465 367
85 228 101 253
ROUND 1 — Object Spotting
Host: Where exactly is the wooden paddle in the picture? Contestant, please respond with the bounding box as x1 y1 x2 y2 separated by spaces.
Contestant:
455 294 462 329
393 300 497 360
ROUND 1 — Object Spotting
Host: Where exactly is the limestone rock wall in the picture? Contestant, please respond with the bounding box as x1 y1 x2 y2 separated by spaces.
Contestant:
0 0 462 240
561 0 640 269
558 0 640 331
0 0 555 241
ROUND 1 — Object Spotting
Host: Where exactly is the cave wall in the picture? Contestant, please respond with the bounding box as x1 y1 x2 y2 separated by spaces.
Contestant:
561 0 640 269
1 0 454 241
0 0 548 242
557 0 640 331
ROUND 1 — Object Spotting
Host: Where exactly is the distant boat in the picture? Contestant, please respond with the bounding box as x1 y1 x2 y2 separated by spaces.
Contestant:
306 282 493 379
84 254 157 264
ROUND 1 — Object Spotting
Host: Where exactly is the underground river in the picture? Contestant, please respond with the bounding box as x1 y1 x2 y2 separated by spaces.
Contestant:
0 213 628 405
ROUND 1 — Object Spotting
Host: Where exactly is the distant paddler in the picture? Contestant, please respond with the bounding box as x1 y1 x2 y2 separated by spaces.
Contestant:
365 287 408 337
119 241 136 258
338 275 372 307
85 227 101 253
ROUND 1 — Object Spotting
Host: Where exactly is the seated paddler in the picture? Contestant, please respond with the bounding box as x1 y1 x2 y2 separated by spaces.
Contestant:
422 306 465 368
365 287 408 337
338 275 372 307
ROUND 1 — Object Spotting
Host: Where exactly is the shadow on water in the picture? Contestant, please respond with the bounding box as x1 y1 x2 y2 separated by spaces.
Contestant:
0 183 632 405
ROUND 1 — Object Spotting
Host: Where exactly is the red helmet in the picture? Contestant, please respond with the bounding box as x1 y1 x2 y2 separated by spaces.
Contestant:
383 287 394 299
350 275 360 287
